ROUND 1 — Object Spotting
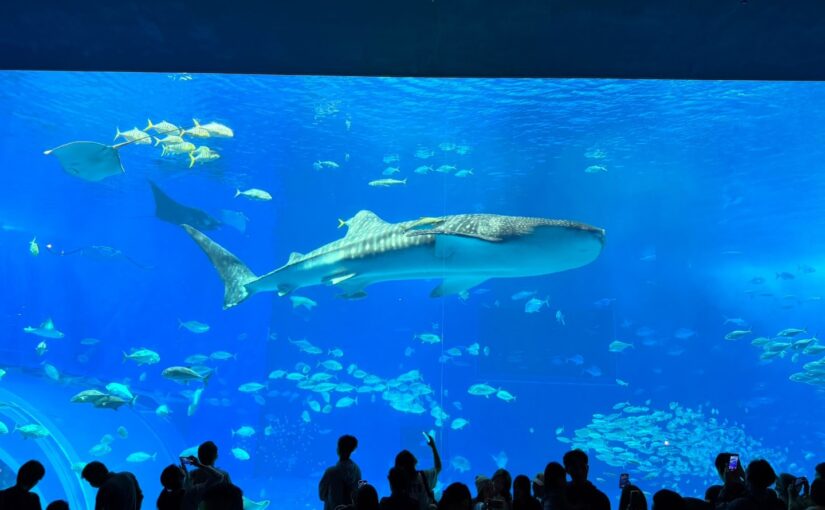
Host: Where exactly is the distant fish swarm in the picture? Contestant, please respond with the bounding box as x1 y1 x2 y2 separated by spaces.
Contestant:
557 401 786 493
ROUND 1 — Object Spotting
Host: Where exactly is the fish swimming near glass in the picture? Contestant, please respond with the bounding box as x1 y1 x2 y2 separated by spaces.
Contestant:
182 210 605 309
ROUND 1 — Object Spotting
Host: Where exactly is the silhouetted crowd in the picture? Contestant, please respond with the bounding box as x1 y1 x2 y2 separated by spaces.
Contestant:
0 440 242 510
0 435 823 510
317 434 825 510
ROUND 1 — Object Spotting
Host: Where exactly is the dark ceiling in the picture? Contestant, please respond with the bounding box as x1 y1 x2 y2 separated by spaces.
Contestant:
2 0 824 80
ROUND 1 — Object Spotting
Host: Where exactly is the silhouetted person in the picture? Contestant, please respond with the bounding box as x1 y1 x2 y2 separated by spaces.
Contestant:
513 475 541 510
542 462 568 510
712 453 746 507
563 450 609 510
380 467 418 510
619 485 647 510
46 501 69 510
778 473 812 510
339 484 380 510
810 479 825 510
817 464 825 481
681 498 710 510
491 470 513 510
158 456 226 510
726 460 783 510
157 464 185 510
438 483 472 510
81 461 143 510
704 486 721 508
190 441 231 487
532 475 545 503
319 435 362 510
473 476 495 510
394 433 442 510
201 483 243 510
0 460 46 510
652 490 684 510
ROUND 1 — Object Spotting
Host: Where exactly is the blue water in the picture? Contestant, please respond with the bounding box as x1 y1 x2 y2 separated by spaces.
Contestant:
1 72 824 509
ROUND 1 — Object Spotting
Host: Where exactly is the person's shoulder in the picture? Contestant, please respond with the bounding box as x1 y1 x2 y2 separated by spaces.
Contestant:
422 468 437 481
591 485 610 505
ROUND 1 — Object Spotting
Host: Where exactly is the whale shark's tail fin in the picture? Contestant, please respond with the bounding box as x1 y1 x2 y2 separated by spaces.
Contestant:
182 225 258 309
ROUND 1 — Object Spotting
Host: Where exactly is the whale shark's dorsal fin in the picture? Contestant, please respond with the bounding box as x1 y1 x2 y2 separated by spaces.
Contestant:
288 252 304 264
344 210 389 235
41 318 55 330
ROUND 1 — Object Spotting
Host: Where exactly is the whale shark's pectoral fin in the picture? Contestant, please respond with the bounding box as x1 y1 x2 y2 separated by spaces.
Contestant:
430 277 488 297
338 290 368 300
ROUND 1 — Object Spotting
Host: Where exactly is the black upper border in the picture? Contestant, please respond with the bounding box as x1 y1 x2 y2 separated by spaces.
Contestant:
2 0 824 80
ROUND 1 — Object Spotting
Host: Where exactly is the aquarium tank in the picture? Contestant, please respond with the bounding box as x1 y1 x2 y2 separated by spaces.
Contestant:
0 72 823 509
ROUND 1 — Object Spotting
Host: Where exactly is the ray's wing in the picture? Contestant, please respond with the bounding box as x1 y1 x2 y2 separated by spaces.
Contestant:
44 141 124 182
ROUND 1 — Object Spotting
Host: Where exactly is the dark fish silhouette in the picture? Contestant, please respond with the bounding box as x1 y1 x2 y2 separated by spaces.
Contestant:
149 180 221 231
50 245 154 270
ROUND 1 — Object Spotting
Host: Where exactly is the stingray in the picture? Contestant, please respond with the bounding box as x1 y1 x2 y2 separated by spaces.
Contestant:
149 180 222 231
44 127 177 182
43 140 129 181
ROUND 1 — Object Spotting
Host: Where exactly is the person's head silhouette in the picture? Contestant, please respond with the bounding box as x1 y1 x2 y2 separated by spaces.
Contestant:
16 460 46 491
745 459 776 491
653 489 685 510
46 501 69 510
81 461 110 488
492 469 512 497
544 461 566 491
395 450 417 473
354 483 379 510
438 482 472 510
620 485 648 510
513 475 532 501
563 450 589 485
198 441 219 467
160 464 184 491
474 476 494 501
337 435 358 460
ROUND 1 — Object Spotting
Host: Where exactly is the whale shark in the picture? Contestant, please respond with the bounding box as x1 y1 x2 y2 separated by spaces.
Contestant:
182 210 605 309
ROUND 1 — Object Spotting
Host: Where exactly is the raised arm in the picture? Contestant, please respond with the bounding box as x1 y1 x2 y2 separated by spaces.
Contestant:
425 433 442 475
